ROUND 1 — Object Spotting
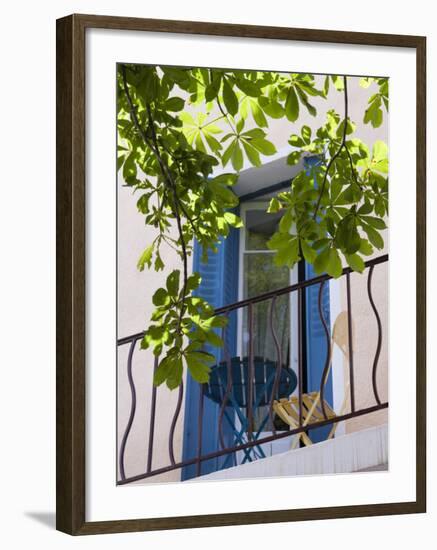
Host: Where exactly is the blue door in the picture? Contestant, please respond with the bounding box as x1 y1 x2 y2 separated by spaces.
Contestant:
181 226 239 480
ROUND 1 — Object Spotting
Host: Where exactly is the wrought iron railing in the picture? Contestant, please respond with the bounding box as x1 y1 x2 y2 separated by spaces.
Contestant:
117 254 388 485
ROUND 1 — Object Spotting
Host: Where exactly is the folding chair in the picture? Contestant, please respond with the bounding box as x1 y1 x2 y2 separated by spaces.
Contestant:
273 311 353 448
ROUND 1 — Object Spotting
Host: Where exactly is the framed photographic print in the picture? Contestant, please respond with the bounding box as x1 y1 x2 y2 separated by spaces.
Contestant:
56 14 426 535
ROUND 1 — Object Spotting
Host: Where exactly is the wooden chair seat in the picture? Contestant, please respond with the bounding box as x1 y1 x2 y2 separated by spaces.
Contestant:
273 393 337 447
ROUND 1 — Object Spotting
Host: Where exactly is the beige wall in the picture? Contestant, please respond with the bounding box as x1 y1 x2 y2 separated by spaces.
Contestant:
341 236 389 434
117 177 192 482
117 74 389 483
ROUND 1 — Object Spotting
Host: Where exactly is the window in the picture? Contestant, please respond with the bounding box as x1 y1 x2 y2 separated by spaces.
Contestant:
239 204 297 433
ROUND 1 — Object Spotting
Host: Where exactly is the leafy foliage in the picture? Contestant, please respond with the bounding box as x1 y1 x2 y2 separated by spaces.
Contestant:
117 65 388 388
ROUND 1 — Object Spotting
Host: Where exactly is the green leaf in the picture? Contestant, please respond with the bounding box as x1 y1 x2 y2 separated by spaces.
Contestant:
335 215 361 254
259 97 284 118
242 140 261 167
250 138 277 156
154 354 183 389
323 75 330 97
267 197 282 213
250 99 268 128
152 287 169 306
359 239 374 256
314 246 330 274
205 74 222 101
235 77 261 97
213 173 238 186
301 125 312 143
300 239 317 263
204 330 223 347
224 211 243 227
231 141 244 171
236 117 245 134
359 215 386 230
326 248 343 278
155 252 164 271
268 233 300 268
345 253 365 273
331 75 345 91
203 132 222 153
221 140 236 167
295 87 317 116
185 352 213 383
164 97 185 112
359 77 373 88
372 140 388 162
137 245 154 271
222 78 239 116
186 272 201 292
287 151 302 166
364 96 383 128
122 153 137 183
362 223 384 249
285 86 299 122
243 128 266 139
336 118 356 137
357 202 373 215
117 154 127 172
374 196 386 217
153 355 173 386
279 210 293 233
289 134 305 147
166 270 180 296
166 355 183 390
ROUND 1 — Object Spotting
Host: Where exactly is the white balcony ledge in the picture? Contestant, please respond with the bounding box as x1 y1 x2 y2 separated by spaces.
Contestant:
192 423 388 482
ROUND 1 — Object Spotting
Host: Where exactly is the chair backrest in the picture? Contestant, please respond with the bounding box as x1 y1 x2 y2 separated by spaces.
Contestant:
331 310 354 360
204 356 297 407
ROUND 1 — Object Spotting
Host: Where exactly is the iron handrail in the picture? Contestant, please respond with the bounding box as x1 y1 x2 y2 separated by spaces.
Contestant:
118 254 388 345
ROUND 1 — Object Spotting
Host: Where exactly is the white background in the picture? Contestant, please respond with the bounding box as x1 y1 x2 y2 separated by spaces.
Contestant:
0 0 435 547
87 28 415 521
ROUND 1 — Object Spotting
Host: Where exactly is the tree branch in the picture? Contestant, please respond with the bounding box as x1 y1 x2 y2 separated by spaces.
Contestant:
144 104 189 333
313 75 351 220
121 65 189 335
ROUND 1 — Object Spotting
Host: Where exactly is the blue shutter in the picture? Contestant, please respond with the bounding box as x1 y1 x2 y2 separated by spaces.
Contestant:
304 262 333 443
182 226 239 480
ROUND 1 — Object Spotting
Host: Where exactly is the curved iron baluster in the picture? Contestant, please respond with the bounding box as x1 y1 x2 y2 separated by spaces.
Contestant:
168 380 184 465
119 337 139 480
318 280 332 419
146 356 158 473
218 312 232 450
247 303 255 440
346 272 356 413
297 287 304 427
268 295 283 436
367 265 382 405
196 383 204 477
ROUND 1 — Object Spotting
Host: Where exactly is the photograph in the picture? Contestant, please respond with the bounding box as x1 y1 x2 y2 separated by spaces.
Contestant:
116 64 389 485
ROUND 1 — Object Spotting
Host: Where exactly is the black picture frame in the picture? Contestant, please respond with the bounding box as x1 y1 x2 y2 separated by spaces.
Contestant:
56 13 426 535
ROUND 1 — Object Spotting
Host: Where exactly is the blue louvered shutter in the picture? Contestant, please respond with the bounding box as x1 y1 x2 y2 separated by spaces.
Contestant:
182 226 239 480
304 262 333 443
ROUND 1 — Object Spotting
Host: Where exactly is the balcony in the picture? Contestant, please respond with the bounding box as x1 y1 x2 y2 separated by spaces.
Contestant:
117 254 388 485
